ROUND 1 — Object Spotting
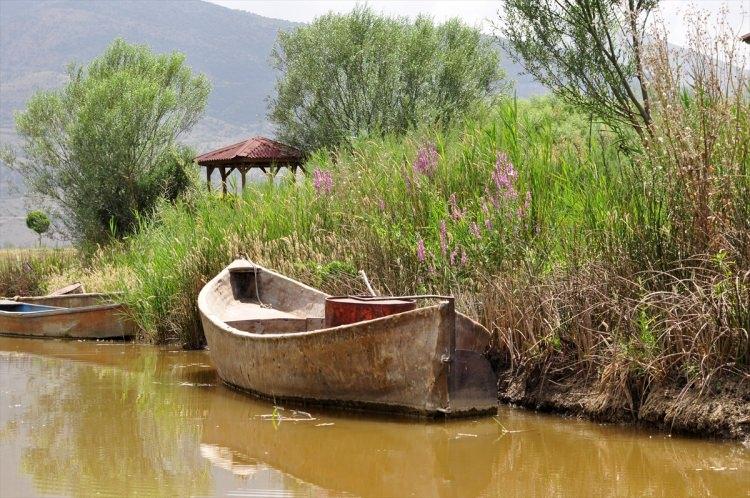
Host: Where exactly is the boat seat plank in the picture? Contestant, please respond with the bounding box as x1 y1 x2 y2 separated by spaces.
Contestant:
221 301 300 322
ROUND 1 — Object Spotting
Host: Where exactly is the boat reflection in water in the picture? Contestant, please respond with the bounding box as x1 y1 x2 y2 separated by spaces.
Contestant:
0 337 748 498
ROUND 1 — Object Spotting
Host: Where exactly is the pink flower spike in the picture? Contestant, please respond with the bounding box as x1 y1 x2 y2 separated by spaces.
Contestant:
312 169 334 195
449 193 465 220
416 238 426 262
470 222 481 239
413 142 439 177
491 151 519 202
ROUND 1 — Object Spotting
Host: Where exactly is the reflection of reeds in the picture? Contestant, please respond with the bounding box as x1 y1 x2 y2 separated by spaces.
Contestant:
2 348 214 497
487 407 750 497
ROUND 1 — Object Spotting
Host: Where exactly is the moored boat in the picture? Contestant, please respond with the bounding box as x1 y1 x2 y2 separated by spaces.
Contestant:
198 259 498 417
0 293 137 339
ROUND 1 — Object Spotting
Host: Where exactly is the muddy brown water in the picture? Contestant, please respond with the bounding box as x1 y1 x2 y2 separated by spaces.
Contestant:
0 337 747 498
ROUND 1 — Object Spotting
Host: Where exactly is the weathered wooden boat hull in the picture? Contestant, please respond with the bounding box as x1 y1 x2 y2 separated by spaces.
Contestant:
0 293 137 339
198 260 498 417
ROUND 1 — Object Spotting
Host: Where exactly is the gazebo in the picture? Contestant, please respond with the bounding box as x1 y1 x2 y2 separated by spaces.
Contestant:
195 136 305 194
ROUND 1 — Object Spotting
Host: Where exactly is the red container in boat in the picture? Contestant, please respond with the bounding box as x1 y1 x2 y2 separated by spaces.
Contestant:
324 297 417 327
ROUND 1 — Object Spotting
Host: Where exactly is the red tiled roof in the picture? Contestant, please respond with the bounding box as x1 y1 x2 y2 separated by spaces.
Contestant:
195 136 303 165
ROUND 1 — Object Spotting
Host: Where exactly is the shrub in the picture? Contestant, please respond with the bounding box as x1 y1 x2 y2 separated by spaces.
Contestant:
25 210 50 246
6 39 209 247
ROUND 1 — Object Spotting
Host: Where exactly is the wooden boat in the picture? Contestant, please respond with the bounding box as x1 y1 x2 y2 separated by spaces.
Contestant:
0 293 137 339
198 259 498 417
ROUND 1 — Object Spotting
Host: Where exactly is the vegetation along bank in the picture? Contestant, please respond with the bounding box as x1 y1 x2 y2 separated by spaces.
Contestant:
1 3 748 439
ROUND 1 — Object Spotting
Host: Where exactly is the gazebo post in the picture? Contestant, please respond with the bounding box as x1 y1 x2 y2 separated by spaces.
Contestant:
240 167 247 191
220 167 228 196
206 166 213 192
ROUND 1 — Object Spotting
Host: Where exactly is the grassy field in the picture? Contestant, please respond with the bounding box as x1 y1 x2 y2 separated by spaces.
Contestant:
0 248 78 297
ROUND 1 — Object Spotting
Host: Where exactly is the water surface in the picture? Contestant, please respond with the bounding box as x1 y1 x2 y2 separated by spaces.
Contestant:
0 337 747 497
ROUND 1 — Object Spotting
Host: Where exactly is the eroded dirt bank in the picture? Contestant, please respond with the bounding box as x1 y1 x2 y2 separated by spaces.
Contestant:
497 371 750 441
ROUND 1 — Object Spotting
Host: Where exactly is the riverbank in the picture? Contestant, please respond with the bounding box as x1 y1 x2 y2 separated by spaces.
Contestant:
497 371 750 441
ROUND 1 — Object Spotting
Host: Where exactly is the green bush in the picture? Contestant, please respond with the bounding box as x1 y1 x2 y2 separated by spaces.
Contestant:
25 210 50 246
7 39 209 247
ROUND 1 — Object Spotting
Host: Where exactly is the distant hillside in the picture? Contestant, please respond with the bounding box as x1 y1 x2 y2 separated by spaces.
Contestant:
0 0 302 151
0 0 546 247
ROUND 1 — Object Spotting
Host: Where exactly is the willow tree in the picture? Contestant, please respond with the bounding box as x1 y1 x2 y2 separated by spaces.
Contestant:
6 39 210 246
270 7 503 151
499 0 657 138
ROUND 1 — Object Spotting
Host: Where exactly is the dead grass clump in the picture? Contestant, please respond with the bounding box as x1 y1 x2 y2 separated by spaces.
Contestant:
482 256 749 417
0 248 77 297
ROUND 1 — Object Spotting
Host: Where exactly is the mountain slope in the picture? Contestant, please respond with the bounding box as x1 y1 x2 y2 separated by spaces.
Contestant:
0 0 301 151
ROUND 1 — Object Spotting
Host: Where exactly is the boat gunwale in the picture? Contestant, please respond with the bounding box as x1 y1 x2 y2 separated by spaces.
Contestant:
14 292 122 302
0 293 127 318
199 261 487 341
199 266 448 341
0 302 125 318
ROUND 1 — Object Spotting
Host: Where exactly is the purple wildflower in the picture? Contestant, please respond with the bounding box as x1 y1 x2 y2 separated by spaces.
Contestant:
450 247 458 266
413 142 439 177
378 198 386 211
449 193 465 220
490 193 501 210
460 248 468 266
469 222 481 239
485 218 493 231
439 220 448 256
416 238 426 263
312 169 334 195
492 152 518 200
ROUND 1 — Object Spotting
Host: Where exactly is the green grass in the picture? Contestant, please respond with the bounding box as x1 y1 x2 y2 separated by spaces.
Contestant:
0 248 78 297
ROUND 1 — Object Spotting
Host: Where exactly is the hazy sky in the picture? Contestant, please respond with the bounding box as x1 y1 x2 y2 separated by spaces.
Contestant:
207 0 750 47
